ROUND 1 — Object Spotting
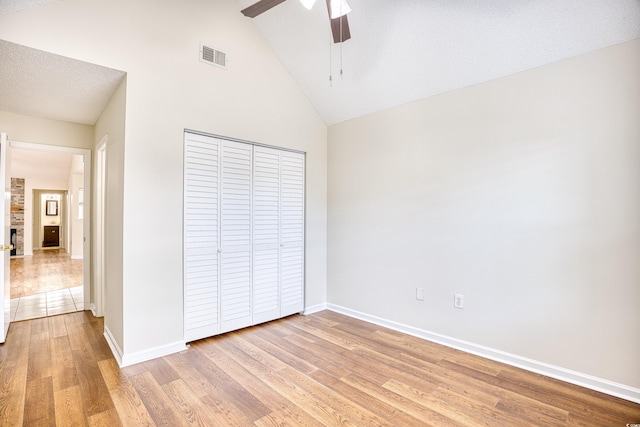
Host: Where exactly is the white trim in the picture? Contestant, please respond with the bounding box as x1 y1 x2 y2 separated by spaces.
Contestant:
327 303 640 404
120 341 188 368
94 137 107 317
103 325 124 366
70 255 83 260
303 302 327 315
105 325 188 368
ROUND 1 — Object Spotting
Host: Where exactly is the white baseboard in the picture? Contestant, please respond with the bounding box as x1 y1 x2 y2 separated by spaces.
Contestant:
327 303 640 404
104 325 188 367
303 302 327 315
103 325 124 366
90 303 102 317
70 255 83 260
120 341 188 368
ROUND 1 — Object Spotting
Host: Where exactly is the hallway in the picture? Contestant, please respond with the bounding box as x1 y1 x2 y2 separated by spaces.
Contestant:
9 249 83 321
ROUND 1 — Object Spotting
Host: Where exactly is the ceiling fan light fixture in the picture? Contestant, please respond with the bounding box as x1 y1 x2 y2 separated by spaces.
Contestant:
329 0 351 18
299 0 317 10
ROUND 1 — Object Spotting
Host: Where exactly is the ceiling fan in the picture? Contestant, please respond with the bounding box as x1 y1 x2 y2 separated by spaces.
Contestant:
241 0 352 43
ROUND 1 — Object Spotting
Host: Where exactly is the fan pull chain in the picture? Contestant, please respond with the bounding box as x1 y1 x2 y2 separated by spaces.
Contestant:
340 39 344 79
329 32 333 87
340 1 344 79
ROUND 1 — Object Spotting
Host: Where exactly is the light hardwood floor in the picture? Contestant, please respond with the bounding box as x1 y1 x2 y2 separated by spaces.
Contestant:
0 310 638 426
10 249 83 299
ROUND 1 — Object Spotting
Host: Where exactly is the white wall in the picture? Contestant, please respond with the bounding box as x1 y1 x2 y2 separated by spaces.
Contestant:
0 111 94 150
94 76 126 353
328 39 640 391
0 0 328 360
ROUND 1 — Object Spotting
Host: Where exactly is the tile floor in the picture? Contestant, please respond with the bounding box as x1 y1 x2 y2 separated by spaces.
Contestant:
10 285 84 322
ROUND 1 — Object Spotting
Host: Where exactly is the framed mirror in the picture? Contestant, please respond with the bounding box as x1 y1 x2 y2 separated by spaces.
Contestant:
46 200 58 216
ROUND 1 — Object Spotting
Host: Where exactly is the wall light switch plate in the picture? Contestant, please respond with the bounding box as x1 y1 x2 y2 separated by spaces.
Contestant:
416 287 424 301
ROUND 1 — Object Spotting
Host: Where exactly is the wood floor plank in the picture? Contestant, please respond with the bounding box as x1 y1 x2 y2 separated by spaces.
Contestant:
162 378 230 425
185 342 270 423
274 359 394 426
72 347 115 416
309 368 428 426
54 385 88 426
48 315 69 339
285 319 360 351
26 329 51 381
65 313 91 352
163 352 217 399
87 408 123 427
130 371 188 426
238 327 318 375
0 322 30 426
0 364 27 426
195 339 322 427
97 358 156 426
81 322 114 362
138 357 181 386
24 376 55 426
173 345 283 427
341 372 467 427
384 379 535 427
280 331 356 378
51 335 79 391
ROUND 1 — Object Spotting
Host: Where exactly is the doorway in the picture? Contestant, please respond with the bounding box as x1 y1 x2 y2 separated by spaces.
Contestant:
8 141 91 322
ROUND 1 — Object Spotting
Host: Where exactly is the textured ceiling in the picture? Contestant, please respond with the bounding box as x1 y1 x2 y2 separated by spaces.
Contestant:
238 0 640 125
0 40 125 125
0 0 61 15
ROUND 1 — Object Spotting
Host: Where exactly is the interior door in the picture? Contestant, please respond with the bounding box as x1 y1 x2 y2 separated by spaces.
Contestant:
1 133 12 343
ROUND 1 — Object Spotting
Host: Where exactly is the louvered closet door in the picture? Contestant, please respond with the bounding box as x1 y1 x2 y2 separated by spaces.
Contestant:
184 133 220 342
280 151 305 316
252 146 281 324
219 141 253 333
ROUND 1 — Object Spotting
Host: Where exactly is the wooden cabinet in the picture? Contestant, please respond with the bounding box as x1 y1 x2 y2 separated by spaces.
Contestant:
183 132 305 342
43 225 60 247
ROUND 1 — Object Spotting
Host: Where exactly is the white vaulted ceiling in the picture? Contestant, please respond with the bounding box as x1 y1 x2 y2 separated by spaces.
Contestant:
238 0 640 124
0 1 639 126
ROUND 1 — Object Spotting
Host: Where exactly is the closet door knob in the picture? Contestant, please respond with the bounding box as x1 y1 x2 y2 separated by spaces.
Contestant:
217 249 222 253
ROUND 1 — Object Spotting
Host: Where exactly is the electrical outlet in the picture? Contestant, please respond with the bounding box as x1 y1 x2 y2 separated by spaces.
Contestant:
416 287 424 301
454 293 464 309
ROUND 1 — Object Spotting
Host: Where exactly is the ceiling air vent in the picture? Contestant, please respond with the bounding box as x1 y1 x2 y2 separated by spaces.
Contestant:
200 43 227 69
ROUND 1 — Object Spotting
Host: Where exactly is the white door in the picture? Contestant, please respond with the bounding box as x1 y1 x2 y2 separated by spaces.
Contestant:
252 146 281 324
219 141 253 333
280 151 305 316
0 133 12 343
184 133 221 342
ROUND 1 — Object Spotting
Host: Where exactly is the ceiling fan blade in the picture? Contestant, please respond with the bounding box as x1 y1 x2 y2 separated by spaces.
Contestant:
330 15 351 43
325 0 351 43
241 0 287 18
